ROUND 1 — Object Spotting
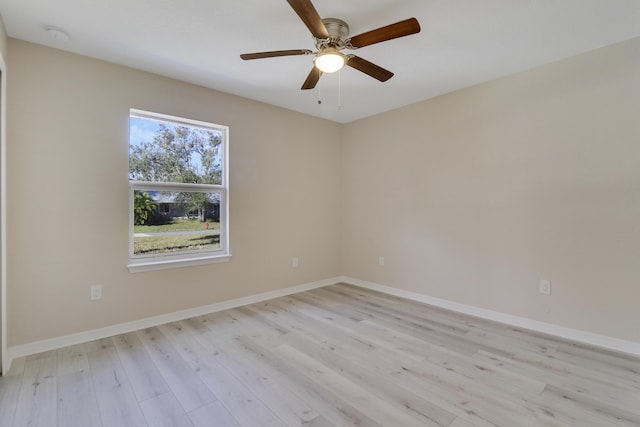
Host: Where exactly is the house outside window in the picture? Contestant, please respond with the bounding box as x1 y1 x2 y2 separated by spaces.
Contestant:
128 109 230 272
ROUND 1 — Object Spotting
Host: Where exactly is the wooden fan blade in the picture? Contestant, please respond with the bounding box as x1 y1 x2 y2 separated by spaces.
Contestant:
301 66 322 90
287 0 330 39
240 49 312 60
346 55 394 82
347 18 420 48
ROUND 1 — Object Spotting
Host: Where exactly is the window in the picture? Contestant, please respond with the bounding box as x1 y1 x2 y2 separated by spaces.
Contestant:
128 109 229 272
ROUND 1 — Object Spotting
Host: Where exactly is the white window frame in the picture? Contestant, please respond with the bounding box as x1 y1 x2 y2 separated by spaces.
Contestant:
127 109 230 272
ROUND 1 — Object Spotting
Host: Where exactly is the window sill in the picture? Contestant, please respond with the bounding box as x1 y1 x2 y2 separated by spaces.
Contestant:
128 253 231 273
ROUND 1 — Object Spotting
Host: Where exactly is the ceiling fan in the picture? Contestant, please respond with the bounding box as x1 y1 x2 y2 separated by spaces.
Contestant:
240 0 421 90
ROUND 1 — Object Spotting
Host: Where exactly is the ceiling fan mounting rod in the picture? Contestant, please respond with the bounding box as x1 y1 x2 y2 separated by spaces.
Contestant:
322 18 349 39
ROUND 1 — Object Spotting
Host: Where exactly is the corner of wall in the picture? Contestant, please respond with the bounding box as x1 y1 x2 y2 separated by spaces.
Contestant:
0 16 7 375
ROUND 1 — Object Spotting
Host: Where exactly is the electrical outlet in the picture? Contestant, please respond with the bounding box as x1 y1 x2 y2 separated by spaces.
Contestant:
539 280 551 295
91 284 103 300
292 257 299 268
379 256 385 266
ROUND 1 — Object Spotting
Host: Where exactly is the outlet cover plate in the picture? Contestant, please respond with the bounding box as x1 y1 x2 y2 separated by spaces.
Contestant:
539 280 551 295
91 284 103 300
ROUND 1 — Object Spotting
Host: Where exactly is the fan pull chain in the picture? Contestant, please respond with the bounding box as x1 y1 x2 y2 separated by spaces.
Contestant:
338 70 342 110
317 84 322 105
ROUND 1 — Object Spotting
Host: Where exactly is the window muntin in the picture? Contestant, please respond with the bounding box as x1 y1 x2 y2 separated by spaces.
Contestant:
128 110 229 271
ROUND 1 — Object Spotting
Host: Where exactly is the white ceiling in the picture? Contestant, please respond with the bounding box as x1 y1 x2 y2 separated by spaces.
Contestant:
1 0 639 123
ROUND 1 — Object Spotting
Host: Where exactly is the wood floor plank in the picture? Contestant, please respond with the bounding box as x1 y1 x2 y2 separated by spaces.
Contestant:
12 351 57 427
278 327 458 426
272 298 564 427
474 348 640 414
156 322 288 427
226 335 385 427
296 290 608 426
0 370 22 426
55 342 102 426
218 307 288 349
139 391 193 427
183 324 322 426
303 415 335 427
87 343 147 427
321 285 563 353
250 297 460 425
113 332 171 402
448 417 480 427
57 343 90 376
423 345 548 396
188 400 241 427
243 301 377 356
192 354 288 427
272 343 434 427
86 337 116 353
541 383 640 426
316 286 476 335
136 326 215 413
315 288 505 358
538 344 640 390
57 370 102 427
301 288 489 358
3 283 639 427
386 356 570 426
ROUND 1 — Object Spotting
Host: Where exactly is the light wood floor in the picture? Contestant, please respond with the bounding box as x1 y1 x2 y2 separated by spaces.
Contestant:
1 283 639 426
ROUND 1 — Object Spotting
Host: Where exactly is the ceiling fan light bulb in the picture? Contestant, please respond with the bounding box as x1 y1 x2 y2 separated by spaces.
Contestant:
315 51 346 73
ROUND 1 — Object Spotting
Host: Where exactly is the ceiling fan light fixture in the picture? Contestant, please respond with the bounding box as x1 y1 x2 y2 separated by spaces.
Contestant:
314 48 346 73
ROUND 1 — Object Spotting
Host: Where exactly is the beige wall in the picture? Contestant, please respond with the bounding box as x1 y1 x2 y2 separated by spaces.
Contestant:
6 35 640 349
342 37 640 342
0 17 7 59
7 40 342 346
0 16 7 371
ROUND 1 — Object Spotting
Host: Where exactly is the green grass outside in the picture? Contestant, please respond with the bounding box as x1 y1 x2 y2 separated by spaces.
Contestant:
134 218 220 233
134 233 220 255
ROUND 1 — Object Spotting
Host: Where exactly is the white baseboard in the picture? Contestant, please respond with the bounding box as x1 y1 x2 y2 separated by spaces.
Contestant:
341 276 640 357
5 274 638 375
3 276 342 374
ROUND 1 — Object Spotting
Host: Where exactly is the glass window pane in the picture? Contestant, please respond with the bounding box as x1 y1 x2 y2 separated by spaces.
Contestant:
133 190 221 256
129 116 223 185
